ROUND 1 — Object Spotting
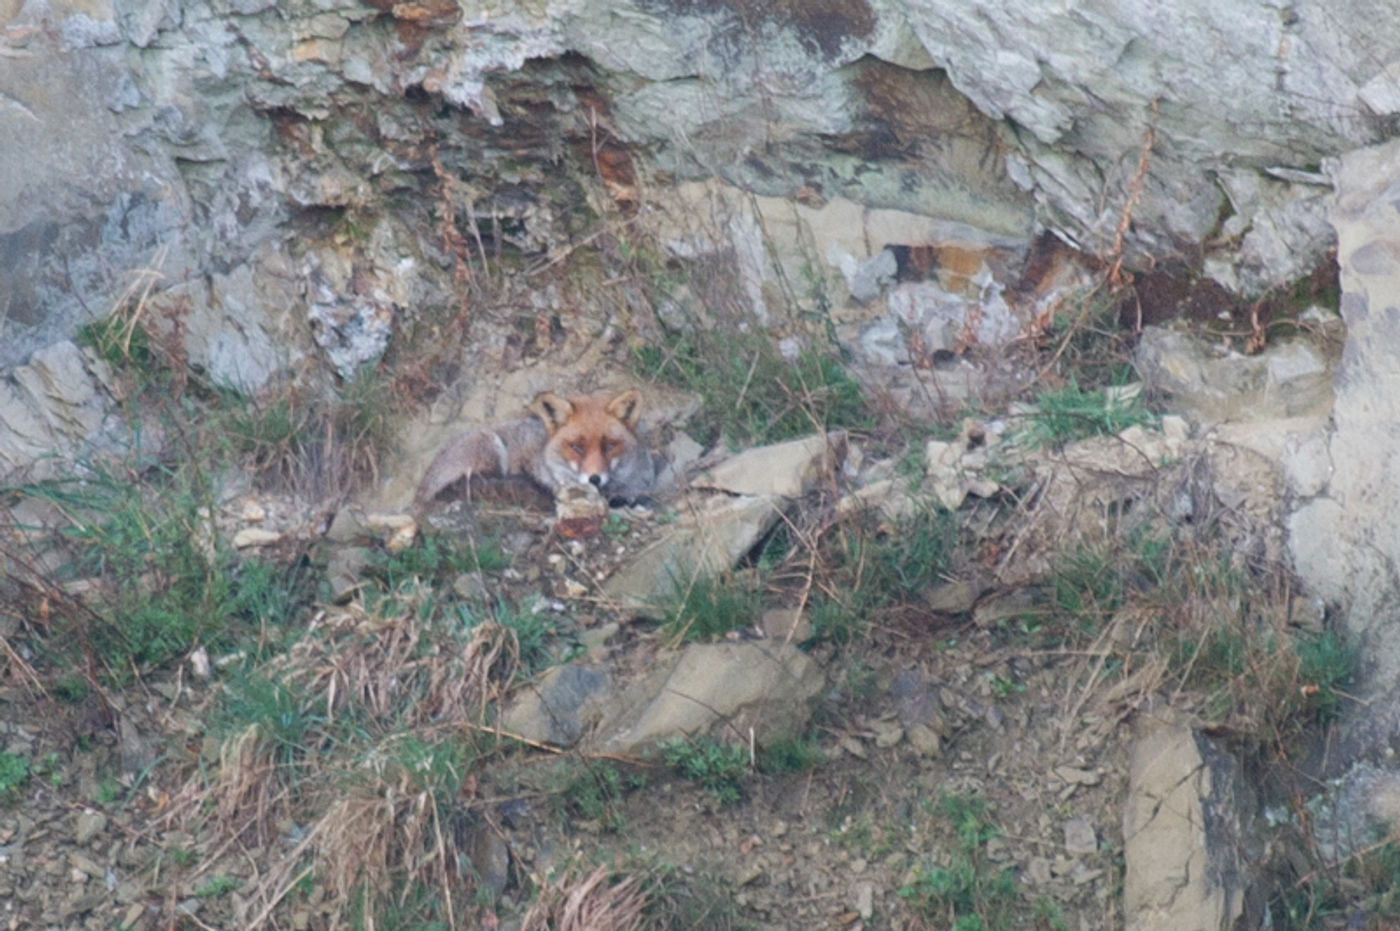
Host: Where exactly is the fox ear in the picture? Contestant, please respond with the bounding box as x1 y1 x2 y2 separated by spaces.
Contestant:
530 392 575 433
605 389 643 429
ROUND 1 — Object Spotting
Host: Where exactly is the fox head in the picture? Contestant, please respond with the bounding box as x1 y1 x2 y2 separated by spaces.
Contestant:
531 389 643 490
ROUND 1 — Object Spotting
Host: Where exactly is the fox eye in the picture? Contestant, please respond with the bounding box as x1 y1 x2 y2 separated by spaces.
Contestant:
569 441 586 456
601 439 619 456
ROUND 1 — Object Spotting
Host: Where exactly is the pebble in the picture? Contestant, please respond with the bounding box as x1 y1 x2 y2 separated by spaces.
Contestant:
852 880 875 920
73 809 106 846
232 527 281 549
1063 816 1098 855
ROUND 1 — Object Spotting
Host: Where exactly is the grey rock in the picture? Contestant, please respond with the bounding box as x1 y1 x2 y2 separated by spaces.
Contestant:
1062 816 1097 856
325 547 372 604
500 663 613 748
73 810 107 847
692 432 847 499
837 247 898 303
1135 327 1334 426
587 641 824 757
1122 714 1250 931
602 494 783 614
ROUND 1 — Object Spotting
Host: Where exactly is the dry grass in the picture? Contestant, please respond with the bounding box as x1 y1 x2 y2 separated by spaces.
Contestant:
286 605 519 729
520 864 649 931
192 586 525 929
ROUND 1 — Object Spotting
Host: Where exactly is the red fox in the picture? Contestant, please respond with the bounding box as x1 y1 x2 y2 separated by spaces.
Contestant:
414 389 657 510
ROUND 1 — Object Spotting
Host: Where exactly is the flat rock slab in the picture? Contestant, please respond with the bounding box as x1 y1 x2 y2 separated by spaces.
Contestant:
601 493 784 614
1123 714 1248 931
692 431 847 498
586 641 825 758
499 662 614 748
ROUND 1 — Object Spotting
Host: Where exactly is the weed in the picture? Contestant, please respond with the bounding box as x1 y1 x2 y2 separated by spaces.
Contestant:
1269 833 1400 930
521 864 648 931
76 313 162 388
94 777 123 806
378 734 472 799
0 752 29 802
659 737 749 806
987 674 1025 699
216 370 400 495
635 331 872 450
194 875 240 898
660 573 760 643
168 847 196 868
757 735 823 774
218 671 322 766
369 532 507 589
1032 896 1070 930
1026 376 1154 448
1045 524 1357 750
493 600 561 677
1295 630 1354 724
553 761 633 832
899 793 1018 930
830 811 900 861
627 856 751 931
807 505 958 643
10 464 313 681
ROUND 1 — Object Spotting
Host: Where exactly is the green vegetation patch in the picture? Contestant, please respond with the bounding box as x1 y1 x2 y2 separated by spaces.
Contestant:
635 331 873 450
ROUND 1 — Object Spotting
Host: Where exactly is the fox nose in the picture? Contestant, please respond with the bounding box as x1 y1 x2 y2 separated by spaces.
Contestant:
588 474 603 487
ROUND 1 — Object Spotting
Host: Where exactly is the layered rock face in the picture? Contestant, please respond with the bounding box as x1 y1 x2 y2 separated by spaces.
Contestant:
4 0 1393 377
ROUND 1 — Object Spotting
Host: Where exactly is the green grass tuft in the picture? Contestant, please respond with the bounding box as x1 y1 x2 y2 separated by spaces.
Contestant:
635 332 872 450
659 737 749 806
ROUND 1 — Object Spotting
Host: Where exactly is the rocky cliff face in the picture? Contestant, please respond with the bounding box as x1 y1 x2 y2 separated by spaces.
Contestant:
5 0 1393 378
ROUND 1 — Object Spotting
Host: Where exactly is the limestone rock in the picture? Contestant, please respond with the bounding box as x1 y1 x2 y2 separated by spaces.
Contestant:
1123 715 1250 931
1134 327 1335 427
692 432 847 499
500 663 614 748
1292 138 1400 768
601 494 783 614
587 641 824 757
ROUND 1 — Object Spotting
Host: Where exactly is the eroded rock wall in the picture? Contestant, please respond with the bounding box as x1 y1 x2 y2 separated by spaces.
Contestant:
5 0 1394 375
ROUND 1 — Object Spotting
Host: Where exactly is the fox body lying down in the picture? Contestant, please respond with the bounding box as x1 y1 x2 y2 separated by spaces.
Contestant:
414 389 657 510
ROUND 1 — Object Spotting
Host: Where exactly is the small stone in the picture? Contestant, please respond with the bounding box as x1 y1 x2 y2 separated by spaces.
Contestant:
1027 856 1053 886
924 580 981 614
760 607 811 643
1054 765 1101 787
852 880 875 920
384 521 417 553
68 851 104 878
1064 816 1097 855
188 646 211 679
873 720 904 749
561 577 588 599
906 723 942 758
73 809 107 846
451 572 490 603
240 500 266 523
232 527 281 549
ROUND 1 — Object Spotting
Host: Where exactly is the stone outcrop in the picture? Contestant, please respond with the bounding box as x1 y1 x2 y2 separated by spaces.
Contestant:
1290 138 1400 767
4 0 1392 386
1122 713 1252 931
